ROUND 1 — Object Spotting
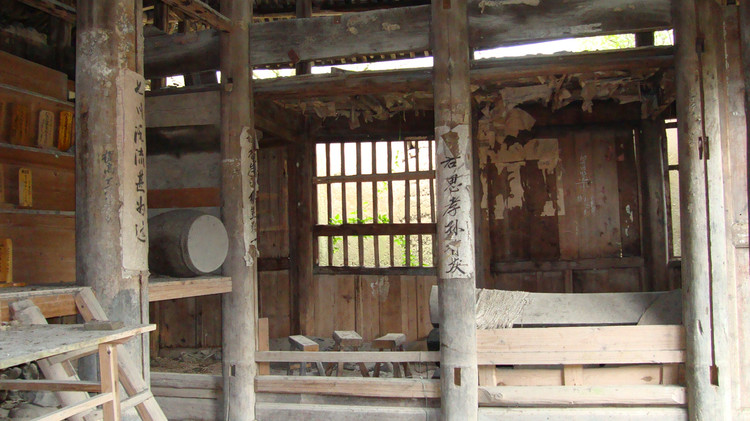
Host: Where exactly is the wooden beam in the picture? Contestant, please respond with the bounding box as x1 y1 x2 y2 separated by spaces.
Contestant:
0 379 101 393
490 256 644 274
314 223 435 237
256 376 440 398
160 0 231 32
144 0 671 78
254 351 439 363
14 0 76 23
254 46 674 100
219 1 257 420
148 276 232 302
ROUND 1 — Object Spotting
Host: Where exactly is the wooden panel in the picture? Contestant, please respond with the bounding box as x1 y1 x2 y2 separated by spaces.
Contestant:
0 51 68 101
259 271 291 339
158 298 197 349
415 276 437 339
378 275 402 337
356 275 381 341
0 213 74 284
616 129 641 257
195 294 222 348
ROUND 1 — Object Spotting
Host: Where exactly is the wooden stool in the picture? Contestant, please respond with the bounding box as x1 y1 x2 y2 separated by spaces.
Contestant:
373 333 412 378
327 330 369 377
288 335 325 376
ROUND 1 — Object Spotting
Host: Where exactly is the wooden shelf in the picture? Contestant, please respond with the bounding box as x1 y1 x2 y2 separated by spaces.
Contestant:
149 276 231 302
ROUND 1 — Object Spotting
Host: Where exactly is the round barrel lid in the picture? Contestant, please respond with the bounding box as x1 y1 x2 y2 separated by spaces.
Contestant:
185 214 229 274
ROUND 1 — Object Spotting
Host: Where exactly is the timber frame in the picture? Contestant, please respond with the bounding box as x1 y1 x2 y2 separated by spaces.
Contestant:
0 0 749 420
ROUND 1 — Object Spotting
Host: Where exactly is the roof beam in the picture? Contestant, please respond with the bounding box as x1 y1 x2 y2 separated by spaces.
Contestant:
144 0 671 78
254 46 675 100
159 0 232 32
14 0 76 23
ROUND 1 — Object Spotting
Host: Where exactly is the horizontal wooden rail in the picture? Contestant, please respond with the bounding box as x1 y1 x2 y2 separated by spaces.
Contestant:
255 376 686 406
314 170 436 184
491 256 644 274
314 223 436 237
255 351 439 364
0 379 101 393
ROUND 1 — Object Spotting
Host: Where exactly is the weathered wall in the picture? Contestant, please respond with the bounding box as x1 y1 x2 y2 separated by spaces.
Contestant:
478 105 644 293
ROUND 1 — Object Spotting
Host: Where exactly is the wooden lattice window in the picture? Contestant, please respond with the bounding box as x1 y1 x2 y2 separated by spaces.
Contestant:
314 140 437 269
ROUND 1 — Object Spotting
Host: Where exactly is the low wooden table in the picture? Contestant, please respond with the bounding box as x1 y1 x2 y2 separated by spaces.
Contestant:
0 323 155 421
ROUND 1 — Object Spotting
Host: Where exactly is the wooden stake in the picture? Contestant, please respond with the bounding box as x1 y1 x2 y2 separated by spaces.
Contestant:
219 0 257 419
431 0 478 419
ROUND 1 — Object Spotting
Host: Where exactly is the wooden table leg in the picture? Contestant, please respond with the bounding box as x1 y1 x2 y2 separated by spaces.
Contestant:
98 343 120 421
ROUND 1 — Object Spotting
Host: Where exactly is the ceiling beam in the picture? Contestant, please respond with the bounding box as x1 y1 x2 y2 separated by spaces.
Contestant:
145 0 672 78
159 0 232 32
254 46 675 100
14 0 76 23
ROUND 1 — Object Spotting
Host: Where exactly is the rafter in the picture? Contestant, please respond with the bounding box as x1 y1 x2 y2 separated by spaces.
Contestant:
14 0 76 23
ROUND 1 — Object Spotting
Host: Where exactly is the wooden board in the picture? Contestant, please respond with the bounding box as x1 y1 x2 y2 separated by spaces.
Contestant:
149 276 231 302
0 51 68 101
0 324 154 369
0 145 75 211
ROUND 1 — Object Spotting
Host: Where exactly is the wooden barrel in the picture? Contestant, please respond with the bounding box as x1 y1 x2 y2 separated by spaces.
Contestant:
148 210 229 277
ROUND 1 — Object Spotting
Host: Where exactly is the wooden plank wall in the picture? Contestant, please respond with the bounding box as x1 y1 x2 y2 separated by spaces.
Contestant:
310 274 436 342
480 121 643 293
257 146 292 339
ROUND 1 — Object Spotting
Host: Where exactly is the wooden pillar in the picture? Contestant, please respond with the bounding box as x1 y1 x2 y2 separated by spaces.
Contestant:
431 1 478 419
639 120 670 291
673 0 720 418
727 2 750 415
75 0 149 383
289 0 315 336
219 0 257 420
288 126 314 335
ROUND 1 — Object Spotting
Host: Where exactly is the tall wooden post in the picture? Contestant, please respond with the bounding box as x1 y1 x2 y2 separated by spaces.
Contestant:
289 0 315 336
431 1 478 419
638 121 670 291
75 0 149 383
219 1 257 419
288 125 314 335
673 0 720 418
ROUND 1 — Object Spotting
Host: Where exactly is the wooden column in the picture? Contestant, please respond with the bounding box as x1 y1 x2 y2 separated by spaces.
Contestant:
75 0 149 383
289 0 315 336
726 3 750 415
288 126 314 335
639 120 670 291
431 1 478 419
673 0 719 418
219 1 257 420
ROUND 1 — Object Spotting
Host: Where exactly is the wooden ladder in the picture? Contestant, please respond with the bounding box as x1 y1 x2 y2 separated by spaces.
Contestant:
9 288 167 421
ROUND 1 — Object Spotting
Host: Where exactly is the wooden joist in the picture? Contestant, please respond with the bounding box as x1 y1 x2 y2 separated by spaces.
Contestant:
314 223 436 237
160 0 231 32
490 256 644 274
14 0 76 23
144 0 672 77
256 376 440 399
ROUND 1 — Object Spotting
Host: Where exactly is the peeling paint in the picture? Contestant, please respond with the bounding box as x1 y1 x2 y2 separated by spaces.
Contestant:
382 22 401 32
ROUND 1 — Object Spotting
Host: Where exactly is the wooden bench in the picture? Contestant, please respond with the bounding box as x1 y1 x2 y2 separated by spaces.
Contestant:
372 333 412 378
327 330 369 377
287 335 325 376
